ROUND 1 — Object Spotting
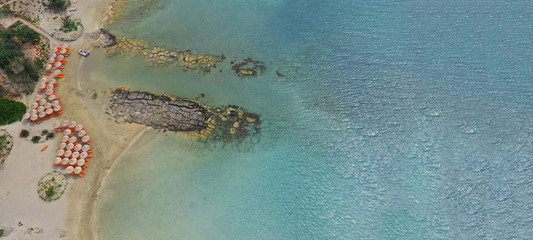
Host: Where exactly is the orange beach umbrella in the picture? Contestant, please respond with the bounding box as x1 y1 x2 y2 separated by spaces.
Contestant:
64 150 72 157
82 145 91 152
76 159 85 167
68 136 77 143
69 121 77 129
72 151 80 159
53 105 62 112
75 124 84 132
63 129 72 136
54 157 62 165
66 143 74 150
74 166 82 174
23 113 30 120
38 112 46 118
57 149 65 156
69 158 77 165
59 142 66 149
74 144 82 151
81 136 90 143
30 114 38 121
80 151 88 159
65 166 74 174
39 99 47 105
61 136 69 142
77 130 86 137
61 157 69 165
45 108 53 115
31 102 39 109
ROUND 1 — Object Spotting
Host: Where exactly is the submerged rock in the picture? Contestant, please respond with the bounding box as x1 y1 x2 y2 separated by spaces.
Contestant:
232 57 266 77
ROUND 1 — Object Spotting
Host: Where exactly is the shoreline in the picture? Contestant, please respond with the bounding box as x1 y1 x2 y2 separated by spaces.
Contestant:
57 1 149 239
0 0 146 238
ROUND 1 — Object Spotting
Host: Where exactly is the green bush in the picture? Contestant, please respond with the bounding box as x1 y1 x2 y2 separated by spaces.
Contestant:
31 136 41 143
61 17 78 33
0 85 5 97
46 132 55 140
48 0 65 10
0 99 26 125
45 186 55 198
20 129 29 138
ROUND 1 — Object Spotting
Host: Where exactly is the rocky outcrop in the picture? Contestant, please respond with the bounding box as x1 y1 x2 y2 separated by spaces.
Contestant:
109 88 210 132
106 36 224 71
108 88 261 142
231 57 266 77
86 28 117 47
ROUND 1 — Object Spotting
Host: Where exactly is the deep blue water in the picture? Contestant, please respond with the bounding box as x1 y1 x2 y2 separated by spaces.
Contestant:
95 0 533 239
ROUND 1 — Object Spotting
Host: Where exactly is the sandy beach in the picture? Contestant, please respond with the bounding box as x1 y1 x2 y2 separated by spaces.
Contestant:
0 0 147 239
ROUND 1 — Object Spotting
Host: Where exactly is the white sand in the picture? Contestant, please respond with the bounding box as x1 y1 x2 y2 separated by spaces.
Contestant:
0 120 69 239
0 0 149 239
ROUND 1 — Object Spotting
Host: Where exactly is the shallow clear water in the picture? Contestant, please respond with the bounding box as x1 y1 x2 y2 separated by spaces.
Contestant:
93 0 533 239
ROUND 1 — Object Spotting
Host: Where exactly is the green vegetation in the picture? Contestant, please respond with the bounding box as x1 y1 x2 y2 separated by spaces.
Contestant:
46 132 55 140
41 130 49 136
48 0 66 10
0 21 43 93
0 135 6 150
60 17 80 33
0 85 5 97
20 129 29 138
45 186 55 198
0 228 4 237
0 99 26 125
31 136 41 143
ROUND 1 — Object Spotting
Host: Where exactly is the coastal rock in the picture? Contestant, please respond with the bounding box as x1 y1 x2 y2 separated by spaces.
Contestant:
109 89 211 132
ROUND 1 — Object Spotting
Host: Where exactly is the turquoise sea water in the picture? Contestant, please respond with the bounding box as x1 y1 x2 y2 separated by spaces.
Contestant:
91 0 533 239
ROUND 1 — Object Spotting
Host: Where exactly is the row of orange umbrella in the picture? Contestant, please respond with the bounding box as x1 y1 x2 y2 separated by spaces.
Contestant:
53 121 93 177
23 46 70 124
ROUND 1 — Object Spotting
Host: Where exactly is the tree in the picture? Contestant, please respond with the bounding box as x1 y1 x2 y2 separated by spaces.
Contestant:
49 0 66 10
14 25 40 44
20 129 29 138
0 99 26 125
0 85 5 97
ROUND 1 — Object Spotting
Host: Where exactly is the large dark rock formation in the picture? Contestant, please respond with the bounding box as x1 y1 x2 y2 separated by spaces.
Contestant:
109 89 210 132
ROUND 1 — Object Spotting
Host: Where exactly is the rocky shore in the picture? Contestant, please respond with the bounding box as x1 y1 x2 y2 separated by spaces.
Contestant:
108 88 261 142
106 36 224 71
109 88 210 132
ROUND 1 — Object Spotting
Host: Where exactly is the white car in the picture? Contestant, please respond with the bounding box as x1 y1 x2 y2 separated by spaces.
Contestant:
78 49 89 57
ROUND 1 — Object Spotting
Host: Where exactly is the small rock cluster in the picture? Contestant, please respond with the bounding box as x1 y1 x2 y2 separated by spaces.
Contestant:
107 36 224 71
186 105 261 142
231 57 267 77
109 88 211 132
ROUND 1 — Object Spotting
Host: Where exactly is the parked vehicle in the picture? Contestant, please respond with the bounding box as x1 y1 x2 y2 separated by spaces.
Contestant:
78 49 90 57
